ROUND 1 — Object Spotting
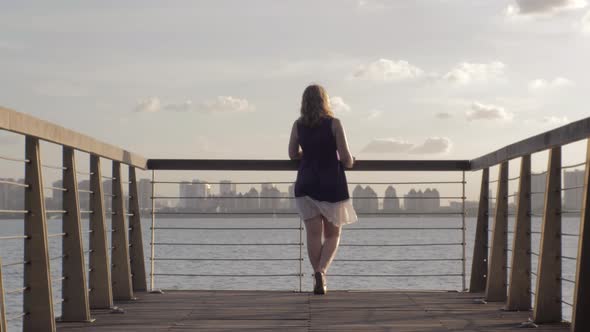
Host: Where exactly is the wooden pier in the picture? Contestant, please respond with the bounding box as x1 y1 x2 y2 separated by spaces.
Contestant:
56 290 569 332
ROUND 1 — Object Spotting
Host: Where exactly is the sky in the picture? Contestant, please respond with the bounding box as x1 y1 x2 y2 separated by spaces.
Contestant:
1 0 589 198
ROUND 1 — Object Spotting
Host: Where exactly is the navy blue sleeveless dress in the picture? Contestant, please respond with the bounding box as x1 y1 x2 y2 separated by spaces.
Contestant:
294 117 350 203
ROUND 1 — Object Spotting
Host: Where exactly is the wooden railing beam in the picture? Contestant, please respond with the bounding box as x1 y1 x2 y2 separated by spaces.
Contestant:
470 168 489 292
506 155 532 311
111 162 134 300
88 155 114 309
129 167 147 291
23 136 55 331
485 162 509 302
533 147 562 323
61 147 92 321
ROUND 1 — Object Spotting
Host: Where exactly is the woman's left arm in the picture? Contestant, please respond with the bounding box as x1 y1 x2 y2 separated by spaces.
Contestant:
288 120 302 160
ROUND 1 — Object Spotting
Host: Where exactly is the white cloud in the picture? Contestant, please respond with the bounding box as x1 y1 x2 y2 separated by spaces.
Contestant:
506 0 587 16
466 102 514 121
361 137 452 154
541 115 570 125
443 62 506 85
197 96 254 113
361 138 413 153
528 77 574 91
409 137 452 154
134 97 161 113
582 10 590 33
329 96 351 114
353 58 424 81
134 96 254 113
367 109 383 120
435 112 453 119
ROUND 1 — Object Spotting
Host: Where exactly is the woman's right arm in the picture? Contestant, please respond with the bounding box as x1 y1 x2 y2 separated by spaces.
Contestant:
288 120 302 160
332 118 354 168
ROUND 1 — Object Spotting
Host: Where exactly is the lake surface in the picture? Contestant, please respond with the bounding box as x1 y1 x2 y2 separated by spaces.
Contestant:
0 216 581 330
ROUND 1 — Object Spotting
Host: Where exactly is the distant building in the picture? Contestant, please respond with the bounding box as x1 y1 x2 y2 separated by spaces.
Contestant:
219 180 236 196
260 184 280 212
137 178 152 211
352 185 378 214
531 173 546 214
179 179 210 210
382 186 400 212
404 188 440 213
0 178 25 211
564 170 584 211
244 187 260 211
404 189 420 212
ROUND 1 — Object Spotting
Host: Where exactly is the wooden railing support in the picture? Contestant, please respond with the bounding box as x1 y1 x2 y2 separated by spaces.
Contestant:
61 147 92 321
23 137 55 331
506 155 531 311
571 139 590 332
111 162 134 300
0 258 7 332
485 162 509 302
533 147 562 323
128 167 147 291
89 155 114 309
470 168 489 292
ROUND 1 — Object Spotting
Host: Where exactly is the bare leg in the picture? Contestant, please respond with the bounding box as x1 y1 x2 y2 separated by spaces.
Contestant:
304 216 323 273
318 217 342 274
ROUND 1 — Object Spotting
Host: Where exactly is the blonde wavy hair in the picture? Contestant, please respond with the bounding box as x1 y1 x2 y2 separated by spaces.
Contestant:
299 84 334 127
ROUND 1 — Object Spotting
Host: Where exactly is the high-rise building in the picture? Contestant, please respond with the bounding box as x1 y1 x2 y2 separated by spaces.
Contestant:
564 170 584 211
383 186 400 212
260 184 280 211
352 185 378 213
404 188 440 213
404 189 419 212
179 179 210 210
137 178 152 211
220 180 236 196
0 178 26 211
245 187 260 211
531 172 546 214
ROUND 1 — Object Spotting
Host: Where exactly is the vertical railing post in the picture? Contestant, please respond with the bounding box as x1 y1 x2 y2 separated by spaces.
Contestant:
88 155 114 309
507 155 532 311
23 136 55 331
485 162 509 302
111 161 134 300
61 147 92 321
461 171 467 291
572 139 590 332
150 170 156 291
128 167 147 291
0 258 7 332
533 147 562 323
299 218 303 293
470 167 489 292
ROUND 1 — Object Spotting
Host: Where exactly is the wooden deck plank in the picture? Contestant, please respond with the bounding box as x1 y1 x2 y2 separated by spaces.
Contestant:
57 290 570 332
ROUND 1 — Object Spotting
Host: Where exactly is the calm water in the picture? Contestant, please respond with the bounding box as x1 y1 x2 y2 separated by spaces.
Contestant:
0 216 581 330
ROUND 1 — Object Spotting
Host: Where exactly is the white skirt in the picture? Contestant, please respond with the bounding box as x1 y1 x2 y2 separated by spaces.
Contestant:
295 196 358 227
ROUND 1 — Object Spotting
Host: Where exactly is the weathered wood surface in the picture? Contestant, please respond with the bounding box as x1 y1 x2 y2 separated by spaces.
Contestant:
57 290 569 331
0 106 146 168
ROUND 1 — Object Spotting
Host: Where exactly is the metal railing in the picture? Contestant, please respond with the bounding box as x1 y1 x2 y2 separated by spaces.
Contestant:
1 106 590 331
148 175 468 293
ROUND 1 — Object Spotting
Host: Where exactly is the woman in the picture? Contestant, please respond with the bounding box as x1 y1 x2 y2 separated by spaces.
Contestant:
288 84 357 295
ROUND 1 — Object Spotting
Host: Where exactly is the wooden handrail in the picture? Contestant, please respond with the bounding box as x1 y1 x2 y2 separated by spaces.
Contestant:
0 106 146 169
